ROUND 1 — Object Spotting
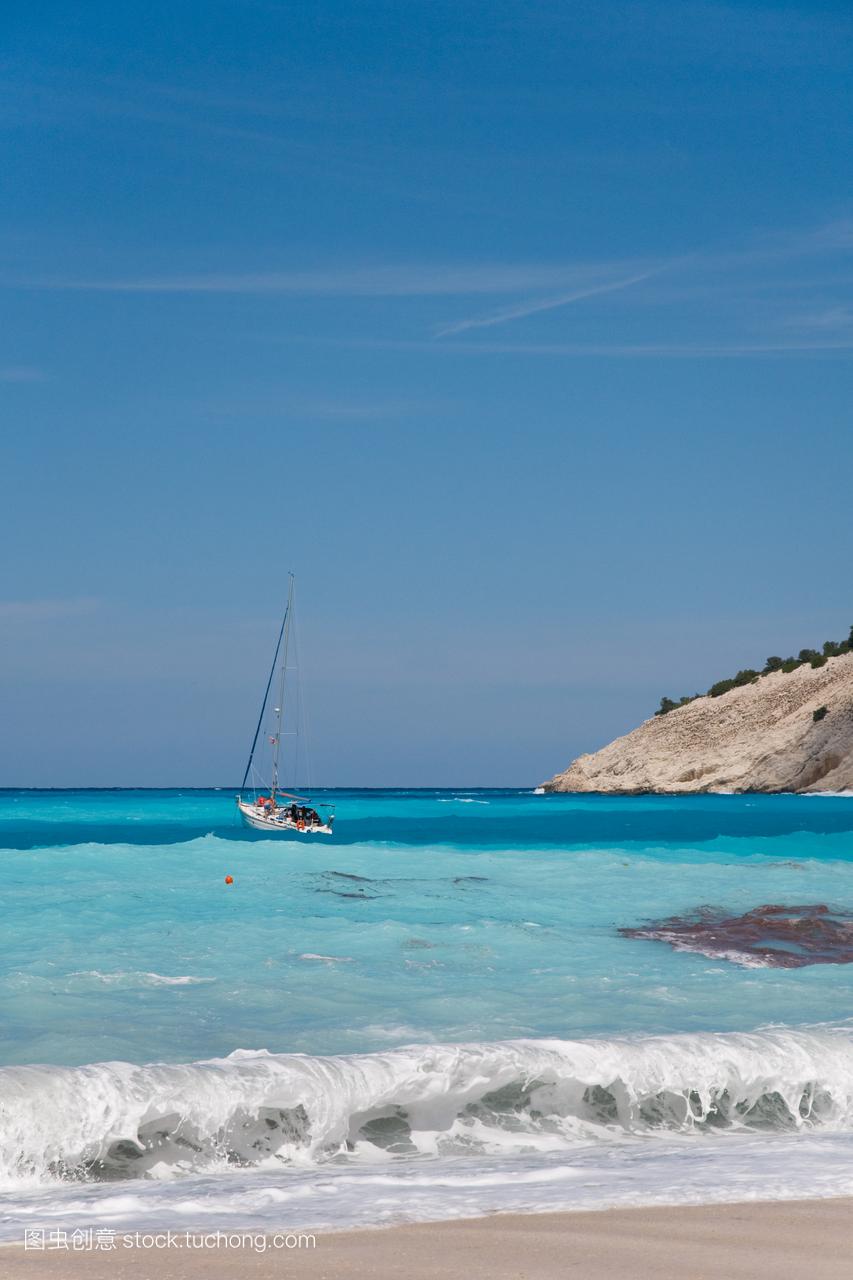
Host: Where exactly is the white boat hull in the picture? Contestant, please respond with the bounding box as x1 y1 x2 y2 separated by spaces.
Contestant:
236 799 334 836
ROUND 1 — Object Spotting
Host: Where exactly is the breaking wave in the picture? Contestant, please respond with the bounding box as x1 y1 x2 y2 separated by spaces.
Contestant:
3 1028 853 1188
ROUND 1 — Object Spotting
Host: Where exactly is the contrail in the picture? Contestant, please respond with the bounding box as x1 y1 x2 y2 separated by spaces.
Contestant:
433 270 656 337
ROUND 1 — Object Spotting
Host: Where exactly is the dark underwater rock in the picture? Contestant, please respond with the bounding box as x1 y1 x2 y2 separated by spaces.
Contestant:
620 903 853 967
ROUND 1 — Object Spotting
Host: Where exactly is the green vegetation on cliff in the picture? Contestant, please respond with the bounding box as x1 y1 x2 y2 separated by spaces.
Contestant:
655 626 853 716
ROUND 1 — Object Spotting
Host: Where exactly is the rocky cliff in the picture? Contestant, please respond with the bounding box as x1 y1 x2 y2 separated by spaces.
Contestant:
543 651 853 794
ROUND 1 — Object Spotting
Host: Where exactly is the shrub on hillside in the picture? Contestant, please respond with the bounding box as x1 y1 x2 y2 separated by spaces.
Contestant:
655 621 849 715
813 705 829 722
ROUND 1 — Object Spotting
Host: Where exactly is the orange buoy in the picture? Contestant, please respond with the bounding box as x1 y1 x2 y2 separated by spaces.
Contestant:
224 875 234 885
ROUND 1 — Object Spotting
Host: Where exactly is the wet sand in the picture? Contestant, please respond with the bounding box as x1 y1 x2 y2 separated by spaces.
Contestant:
3 1197 852 1279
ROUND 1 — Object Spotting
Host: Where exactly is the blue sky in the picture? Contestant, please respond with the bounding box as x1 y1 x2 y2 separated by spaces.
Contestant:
2 0 853 786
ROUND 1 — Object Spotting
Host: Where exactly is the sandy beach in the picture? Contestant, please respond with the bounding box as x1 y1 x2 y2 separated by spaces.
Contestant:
5 1198 852 1280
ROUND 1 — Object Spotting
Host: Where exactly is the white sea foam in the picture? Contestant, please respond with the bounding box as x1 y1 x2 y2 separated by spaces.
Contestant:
143 974 215 986
4 1130 853 1239
628 939 776 970
298 954 354 963
1 1028 852 1194
359 1024 433 1042
437 797 490 804
67 971 214 987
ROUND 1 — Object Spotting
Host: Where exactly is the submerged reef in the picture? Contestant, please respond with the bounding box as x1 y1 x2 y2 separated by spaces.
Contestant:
620 904 853 968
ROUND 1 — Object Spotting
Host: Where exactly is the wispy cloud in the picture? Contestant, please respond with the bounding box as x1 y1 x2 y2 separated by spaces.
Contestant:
29 261 645 297
433 269 657 337
781 305 853 332
452 337 853 357
0 598 100 621
306 334 853 359
198 394 441 421
0 365 45 382
13 218 853 360
18 221 853 309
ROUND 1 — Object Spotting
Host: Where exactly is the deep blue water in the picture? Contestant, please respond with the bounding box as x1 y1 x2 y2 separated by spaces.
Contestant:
4 787 853 851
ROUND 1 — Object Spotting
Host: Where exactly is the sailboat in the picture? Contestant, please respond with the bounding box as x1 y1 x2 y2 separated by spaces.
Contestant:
236 575 335 836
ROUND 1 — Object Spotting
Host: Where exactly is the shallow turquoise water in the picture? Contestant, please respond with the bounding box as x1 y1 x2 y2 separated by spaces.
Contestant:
0 789 852 1233
1 789 851 1066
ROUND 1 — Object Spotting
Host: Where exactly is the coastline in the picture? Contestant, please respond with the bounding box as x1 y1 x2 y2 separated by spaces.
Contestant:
4 1198 852 1279
542 649 853 795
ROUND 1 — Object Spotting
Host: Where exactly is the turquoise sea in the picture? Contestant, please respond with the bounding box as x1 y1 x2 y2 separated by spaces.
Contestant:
1 788 852 1236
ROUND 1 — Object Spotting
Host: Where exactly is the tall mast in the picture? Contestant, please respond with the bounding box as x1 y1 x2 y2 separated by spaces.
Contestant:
270 573 294 802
